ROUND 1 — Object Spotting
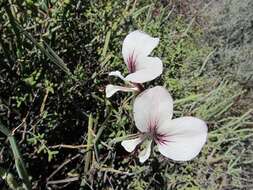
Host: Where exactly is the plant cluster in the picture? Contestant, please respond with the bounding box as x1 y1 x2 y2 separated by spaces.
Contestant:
106 30 207 163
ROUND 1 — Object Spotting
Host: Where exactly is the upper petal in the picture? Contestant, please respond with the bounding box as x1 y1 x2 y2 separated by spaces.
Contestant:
122 30 159 65
121 137 142 152
157 117 208 161
125 56 163 83
133 86 173 133
105 84 138 98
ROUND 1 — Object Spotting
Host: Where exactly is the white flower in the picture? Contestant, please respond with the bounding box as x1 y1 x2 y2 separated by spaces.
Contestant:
106 30 163 98
121 86 208 163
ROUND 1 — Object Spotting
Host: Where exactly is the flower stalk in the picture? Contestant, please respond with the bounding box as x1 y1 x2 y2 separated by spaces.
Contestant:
84 114 94 173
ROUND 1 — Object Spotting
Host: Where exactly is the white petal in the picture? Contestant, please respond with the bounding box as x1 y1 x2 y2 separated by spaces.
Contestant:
125 57 163 83
157 117 208 161
133 86 173 133
121 137 142 152
138 140 152 163
105 84 138 98
122 30 159 65
108 71 125 81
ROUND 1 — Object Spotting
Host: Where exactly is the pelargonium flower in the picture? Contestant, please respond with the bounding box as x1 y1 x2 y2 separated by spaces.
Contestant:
121 86 208 163
106 30 163 98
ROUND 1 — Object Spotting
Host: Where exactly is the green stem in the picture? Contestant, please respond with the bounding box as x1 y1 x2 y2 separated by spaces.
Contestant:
84 114 93 173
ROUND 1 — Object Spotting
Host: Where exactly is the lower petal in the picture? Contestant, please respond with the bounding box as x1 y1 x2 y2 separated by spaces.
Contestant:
138 140 152 163
157 117 208 161
105 84 138 98
121 137 143 152
125 57 163 83
108 71 126 81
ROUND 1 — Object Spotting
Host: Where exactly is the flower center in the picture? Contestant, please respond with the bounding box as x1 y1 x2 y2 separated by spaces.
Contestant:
153 132 169 145
147 120 169 145
127 52 136 73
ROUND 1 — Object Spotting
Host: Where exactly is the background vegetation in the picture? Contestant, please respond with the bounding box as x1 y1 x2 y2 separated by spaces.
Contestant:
0 0 252 189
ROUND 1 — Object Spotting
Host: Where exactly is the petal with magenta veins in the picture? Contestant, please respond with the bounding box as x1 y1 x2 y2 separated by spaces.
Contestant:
122 30 159 67
125 57 163 83
133 86 173 133
157 117 208 161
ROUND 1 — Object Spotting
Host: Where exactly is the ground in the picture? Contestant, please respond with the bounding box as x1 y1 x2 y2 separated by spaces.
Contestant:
0 0 252 189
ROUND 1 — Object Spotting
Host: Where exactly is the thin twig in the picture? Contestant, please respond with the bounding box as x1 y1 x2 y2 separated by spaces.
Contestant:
47 177 79 185
197 48 216 76
47 154 81 181
49 144 88 149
